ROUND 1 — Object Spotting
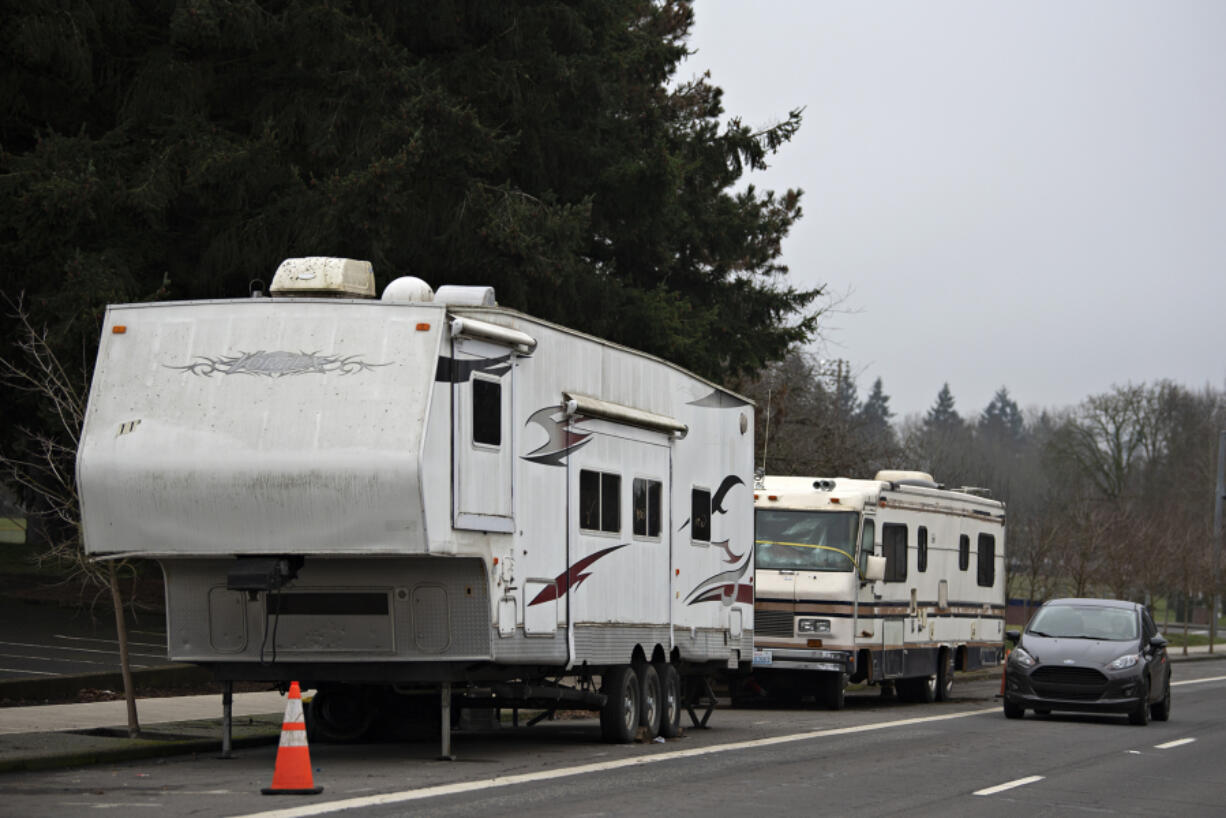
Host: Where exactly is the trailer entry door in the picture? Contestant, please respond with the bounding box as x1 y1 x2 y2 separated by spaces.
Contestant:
451 339 515 532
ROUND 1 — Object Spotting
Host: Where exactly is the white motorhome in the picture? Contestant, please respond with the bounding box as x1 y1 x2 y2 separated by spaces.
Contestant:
77 257 755 749
748 471 1005 708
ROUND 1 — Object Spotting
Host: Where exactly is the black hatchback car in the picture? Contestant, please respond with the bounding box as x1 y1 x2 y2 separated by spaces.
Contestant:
1003 597 1170 725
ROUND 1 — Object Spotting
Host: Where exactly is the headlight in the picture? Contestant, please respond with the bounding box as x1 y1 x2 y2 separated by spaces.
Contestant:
1010 647 1036 668
1108 653 1140 670
797 618 832 634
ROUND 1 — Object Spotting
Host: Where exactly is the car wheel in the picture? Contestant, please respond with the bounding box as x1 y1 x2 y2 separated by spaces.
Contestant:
1128 689 1151 726
1150 677 1171 722
1003 698 1025 719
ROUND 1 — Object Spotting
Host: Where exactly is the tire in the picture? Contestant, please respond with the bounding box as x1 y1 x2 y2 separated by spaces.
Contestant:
896 675 935 704
638 664 662 739
818 672 847 710
1003 698 1025 719
935 649 955 701
656 662 683 738
1128 688 1151 726
600 666 641 743
310 685 375 742
1150 677 1171 722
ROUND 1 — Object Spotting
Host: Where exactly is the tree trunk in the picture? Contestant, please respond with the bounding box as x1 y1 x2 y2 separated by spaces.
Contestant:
108 560 140 737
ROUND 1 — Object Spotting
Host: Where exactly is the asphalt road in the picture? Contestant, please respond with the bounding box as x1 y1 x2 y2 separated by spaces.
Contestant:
2 659 1223 817
0 598 168 679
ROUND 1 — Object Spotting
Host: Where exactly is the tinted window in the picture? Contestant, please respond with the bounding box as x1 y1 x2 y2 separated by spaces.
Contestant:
917 526 928 572
883 523 907 582
692 488 711 542
633 478 663 538
958 534 970 571
580 469 620 533
977 534 995 586
472 378 501 445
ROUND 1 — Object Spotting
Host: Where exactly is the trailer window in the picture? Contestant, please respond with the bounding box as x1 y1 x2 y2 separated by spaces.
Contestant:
580 470 621 533
755 509 858 571
633 478 662 538
917 526 928 572
958 534 970 571
691 488 711 542
977 533 995 586
472 378 501 446
882 523 907 582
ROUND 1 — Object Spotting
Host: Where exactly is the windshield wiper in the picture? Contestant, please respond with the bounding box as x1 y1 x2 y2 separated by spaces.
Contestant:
1028 629 1053 638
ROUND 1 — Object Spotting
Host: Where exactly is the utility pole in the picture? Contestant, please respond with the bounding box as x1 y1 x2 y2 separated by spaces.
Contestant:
1211 430 1225 653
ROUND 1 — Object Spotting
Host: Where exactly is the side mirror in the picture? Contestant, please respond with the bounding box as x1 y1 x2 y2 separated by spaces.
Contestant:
1005 629 1020 645
1149 634 1168 650
861 554 886 583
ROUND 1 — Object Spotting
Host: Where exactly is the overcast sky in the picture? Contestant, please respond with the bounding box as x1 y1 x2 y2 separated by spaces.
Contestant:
686 1 1226 420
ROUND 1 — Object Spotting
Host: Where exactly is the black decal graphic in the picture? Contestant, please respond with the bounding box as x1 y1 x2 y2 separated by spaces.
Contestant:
522 406 592 466
711 474 744 514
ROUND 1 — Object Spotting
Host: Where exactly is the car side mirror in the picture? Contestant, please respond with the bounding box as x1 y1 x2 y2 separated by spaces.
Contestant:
1006 629 1020 645
861 554 885 583
1149 634 1168 650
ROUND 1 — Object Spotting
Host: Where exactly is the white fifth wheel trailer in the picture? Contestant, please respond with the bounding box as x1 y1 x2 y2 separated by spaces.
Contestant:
747 471 1005 708
76 257 755 751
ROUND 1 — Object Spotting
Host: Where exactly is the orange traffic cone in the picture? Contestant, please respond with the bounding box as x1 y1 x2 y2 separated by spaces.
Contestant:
261 681 323 795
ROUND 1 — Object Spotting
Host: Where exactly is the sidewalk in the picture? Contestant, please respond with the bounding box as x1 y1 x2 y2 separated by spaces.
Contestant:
0 646 1221 774
0 683 288 773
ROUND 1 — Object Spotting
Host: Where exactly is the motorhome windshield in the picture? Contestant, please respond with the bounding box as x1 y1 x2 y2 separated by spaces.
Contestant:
755 509 859 572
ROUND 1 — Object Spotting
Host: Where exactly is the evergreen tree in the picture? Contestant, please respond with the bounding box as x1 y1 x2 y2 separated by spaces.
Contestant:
860 377 893 430
1 0 822 501
979 386 1025 445
924 383 962 431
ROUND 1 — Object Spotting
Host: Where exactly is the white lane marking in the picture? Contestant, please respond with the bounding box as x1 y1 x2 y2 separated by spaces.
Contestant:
973 775 1045 796
55 634 167 649
0 640 165 659
1172 674 1226 687
230 707 998 818
0 666 55 676
1155 738 1196 749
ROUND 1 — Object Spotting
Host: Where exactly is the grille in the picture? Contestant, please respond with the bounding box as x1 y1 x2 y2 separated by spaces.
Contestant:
755 610 794 638
1030 665 1108 700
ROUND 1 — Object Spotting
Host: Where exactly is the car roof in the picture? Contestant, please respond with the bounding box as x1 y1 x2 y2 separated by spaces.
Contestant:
1041 597 1142 611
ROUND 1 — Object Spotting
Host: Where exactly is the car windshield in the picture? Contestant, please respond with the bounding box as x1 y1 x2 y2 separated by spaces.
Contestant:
755 509 859 572
1028 605 1139 641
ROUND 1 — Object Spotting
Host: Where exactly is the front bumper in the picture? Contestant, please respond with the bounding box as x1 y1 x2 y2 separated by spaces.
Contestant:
1004 665 1146 713
753 647 855 674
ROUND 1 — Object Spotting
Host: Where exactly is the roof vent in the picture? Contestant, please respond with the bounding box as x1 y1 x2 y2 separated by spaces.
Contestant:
382 276 435 303
269 257 376 298
435 285 495 306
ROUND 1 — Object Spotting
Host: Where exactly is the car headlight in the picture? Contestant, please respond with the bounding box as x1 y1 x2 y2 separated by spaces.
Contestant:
1010 647 1036 668
797 618 832 634
1108 653 1140 670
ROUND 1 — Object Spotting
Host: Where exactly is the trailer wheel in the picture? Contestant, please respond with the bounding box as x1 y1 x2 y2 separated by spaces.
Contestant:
935 648 955 701
600 666 641 744
638 664 662 739
310 685 375 742
656 662 682 738
818 672 846 710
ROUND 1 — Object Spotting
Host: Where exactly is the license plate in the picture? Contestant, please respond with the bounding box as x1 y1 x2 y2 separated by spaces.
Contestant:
752 649 773 667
